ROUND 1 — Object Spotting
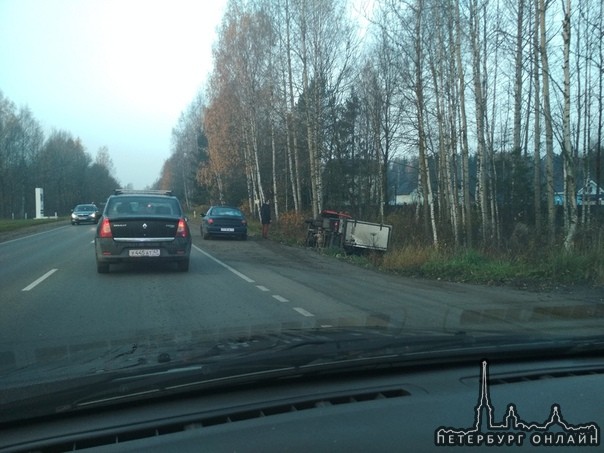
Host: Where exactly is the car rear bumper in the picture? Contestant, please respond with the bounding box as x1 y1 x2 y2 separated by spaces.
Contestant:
204 226 247 237
95 238 191 263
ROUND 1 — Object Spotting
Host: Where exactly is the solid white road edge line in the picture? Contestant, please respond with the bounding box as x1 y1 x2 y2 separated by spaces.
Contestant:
0 225 70 246
192 245 255 283
22 268 58 291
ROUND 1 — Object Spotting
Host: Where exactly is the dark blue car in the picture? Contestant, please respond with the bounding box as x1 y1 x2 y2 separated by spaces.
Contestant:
201 206 247 240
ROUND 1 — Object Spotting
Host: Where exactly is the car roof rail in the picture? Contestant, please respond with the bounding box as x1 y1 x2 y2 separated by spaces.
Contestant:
114 189 173 196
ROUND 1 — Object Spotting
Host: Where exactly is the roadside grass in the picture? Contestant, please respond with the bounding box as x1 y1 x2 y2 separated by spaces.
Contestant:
0 217 66 234
268 215 604 287
527 248 604 286
380 246 603 288
246 221 262 238
195 207 603 288
269 211 309 245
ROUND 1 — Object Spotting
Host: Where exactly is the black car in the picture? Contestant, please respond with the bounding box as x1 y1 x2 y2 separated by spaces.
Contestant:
201 206 247 240
94 190 191 273
70 203 101 225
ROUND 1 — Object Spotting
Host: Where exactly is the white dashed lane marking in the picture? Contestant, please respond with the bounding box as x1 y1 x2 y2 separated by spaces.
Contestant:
293 307 315 317
193 245 315 318
22 269 58 291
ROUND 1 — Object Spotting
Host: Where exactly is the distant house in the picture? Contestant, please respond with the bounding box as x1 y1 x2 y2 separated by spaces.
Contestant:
391 187 476 206
555 180 604 206
578 180 604 205
392 189 423 205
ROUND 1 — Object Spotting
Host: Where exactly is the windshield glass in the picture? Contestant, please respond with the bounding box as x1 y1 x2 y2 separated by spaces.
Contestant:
0 0 603 445
74 205 96 212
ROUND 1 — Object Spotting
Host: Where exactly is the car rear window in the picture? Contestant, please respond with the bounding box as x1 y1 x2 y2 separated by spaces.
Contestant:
106 197 180 217
212 207 242 216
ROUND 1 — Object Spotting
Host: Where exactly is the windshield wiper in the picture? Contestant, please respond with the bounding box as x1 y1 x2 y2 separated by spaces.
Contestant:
76 330 604 403
3 329 604 423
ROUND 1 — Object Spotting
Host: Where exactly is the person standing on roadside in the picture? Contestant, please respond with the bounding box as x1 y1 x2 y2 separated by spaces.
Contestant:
260 199 271 239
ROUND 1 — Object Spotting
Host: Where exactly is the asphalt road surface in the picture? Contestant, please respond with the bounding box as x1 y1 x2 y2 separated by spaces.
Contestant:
0 220 602 371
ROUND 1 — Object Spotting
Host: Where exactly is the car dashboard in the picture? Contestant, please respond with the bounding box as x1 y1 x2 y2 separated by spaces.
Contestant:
1 355 603 452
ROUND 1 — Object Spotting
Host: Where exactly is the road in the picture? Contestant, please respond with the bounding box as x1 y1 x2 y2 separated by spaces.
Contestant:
0 221 602 371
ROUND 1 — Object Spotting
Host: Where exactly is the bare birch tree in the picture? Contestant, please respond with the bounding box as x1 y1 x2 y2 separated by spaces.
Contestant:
414 0 438 247
538 0 556 244
561 0 577 251
532 0 542 236
469 0 492 245
452 0 473 247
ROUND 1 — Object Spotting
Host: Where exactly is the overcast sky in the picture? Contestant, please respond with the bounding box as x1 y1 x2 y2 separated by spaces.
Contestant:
0 0 227 189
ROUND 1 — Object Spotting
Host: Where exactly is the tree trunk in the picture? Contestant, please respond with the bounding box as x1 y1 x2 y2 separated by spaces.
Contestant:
454 0 472 247
512 0 525 222
539 0 555 244
562 0 577 251
414 0 438 248
284 0 301 212
470 0 490 245
532 0 542 237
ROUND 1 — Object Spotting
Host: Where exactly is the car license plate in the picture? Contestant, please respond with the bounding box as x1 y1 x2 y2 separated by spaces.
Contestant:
221 228 235 232
129 249 160 257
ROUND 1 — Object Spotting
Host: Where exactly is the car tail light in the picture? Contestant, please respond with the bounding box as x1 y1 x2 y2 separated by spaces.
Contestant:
207 218 214 224
99 218 112 238
176 218 188 238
